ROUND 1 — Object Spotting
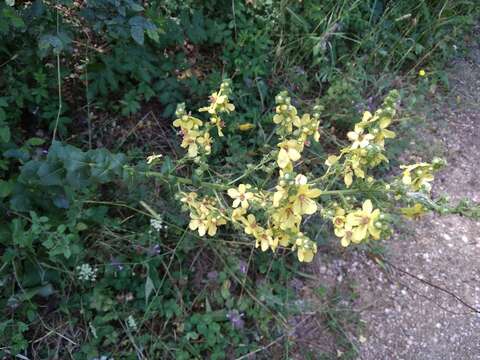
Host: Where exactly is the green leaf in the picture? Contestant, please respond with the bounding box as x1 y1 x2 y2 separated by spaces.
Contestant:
145 276 155 304
38 35 64 55
129 3 144 11
0 180 14 198
0 126 10 143
26 137 45 146
37 162 63 186
146 29 159 43
131 26 144 45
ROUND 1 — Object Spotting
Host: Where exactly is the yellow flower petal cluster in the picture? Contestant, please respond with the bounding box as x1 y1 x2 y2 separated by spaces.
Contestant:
277 139 304 169
227 184 255 209
400 163 435 192
325 90 399 188
173 80 234 158
180 192 227 236
199 80 234 137
293 113 321 142
333 200 383 247
273 92 299 135
172 88 447 265
293 233 317 262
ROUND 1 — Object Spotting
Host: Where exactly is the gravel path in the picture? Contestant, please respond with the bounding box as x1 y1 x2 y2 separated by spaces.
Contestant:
353 28 480 360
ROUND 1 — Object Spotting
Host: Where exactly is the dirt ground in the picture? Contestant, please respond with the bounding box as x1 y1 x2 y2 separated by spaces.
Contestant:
293 27 480 360
348 27 480 360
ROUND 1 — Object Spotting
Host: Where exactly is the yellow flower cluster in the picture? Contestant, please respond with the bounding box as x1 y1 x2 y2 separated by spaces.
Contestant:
332 200 383 247
400 163 435 192
174 88 324 262
180 192 227 236
274 92 321 171
325 91 399 187
173 80 234 158
226 173 321 262
169 85 449 263
199 80 235 137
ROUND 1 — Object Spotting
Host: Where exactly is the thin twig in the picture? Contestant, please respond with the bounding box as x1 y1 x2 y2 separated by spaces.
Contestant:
52 11 62 143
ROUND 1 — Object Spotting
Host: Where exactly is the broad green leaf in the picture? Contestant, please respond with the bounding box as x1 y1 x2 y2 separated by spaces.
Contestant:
131 26 144 45
0 126 10 143
0 180 14 198
26 137 45 146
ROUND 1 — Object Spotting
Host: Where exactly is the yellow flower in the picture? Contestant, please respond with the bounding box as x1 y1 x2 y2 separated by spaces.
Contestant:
273 104 298 134
350 154 366 178
293 114 320 142
146 154 163 164
400 163 434 191
196 131 212 154
180 192 198 206
277 139 304 169
273 229 291 247
255 228 274 252
347 128 374 149
189 214 208 236
362 111 373 123
332 208 346 231
345 199 381 242
238 123 255 131
325 155 339 167
372 117 396 147
180 129 199 157
401 203 427 219
205 215 227 236
272 184 288 207
231 207 247 222
344 167 353 187
336 223 355 247
271 204 301 231
419 69 426 77
227 184 254 209
199 92 235 114
173 115 203 130
290 174 321 215
294 233 317 262
210 115 225 137
243 214 260 236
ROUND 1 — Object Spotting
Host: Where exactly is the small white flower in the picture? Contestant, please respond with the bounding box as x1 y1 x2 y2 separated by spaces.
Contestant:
150 218 163 231
127 315 137 331
76 263 98 282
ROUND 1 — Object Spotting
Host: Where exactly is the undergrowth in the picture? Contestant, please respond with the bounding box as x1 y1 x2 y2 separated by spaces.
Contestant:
0 1 479 359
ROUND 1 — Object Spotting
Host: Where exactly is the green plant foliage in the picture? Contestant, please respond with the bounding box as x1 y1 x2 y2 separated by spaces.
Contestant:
0 0 479 358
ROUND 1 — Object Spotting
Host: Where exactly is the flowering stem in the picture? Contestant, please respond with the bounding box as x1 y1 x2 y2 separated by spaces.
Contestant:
227 152 275 186
319 189 359 196
143 170 228 190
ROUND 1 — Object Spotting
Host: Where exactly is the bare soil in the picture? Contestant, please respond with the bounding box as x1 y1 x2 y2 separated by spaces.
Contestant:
293 26 480 360
349 27 480 360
